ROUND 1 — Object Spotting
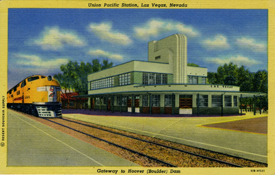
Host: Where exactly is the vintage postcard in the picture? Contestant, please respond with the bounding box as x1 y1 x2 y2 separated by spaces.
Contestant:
0 0 274 174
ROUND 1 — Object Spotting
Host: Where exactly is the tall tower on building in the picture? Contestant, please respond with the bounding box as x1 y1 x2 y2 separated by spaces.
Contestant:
148 34 187 84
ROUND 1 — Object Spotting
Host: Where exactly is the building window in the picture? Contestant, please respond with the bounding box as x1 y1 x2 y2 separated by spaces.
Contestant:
193 77 198 84
155 56 161 59
119 73 131 86
101 97 106 105
127 73 131 85
142 95 148 107
143 73 148 84
165 95 172 107
162 74 167 84
95 97 100 105
151 95 160 107
188 76 199 84
121 96 127 106
199 95 208 107
201 77 206 84
142 73 168 85
225 95 232 107
212 95 221 107
117 96 121 106
107 77 114 88
116 96 127 106
120 74 124 85
148 73 155 84
188 76 192 84
234 96 238 107
156 74 161 84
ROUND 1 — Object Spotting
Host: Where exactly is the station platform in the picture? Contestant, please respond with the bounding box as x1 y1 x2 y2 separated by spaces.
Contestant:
62 110 267 164
7 110 139 166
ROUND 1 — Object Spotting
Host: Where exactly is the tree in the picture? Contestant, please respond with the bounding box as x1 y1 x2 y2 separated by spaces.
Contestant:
216 62 238 84
208 63 268 112
54 73 71 92
207 72 218 84
91 59 102 72
207 63 267 93
59 61 80 92
101 59 113 70
74 61 93 95
224 75 236 85
54 59 113 95
252 70 267 93
237 66 253 91
187 63 199 67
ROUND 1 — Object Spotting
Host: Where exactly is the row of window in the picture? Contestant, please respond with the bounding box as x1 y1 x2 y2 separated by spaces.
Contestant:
142 73 167 85
119 73 131 86
142 95 173 107
90 73 131 90
199 95 238 107
94 95 237 107
188 76 206 84
143 95 237 107
90 77 115 90
116 96 128 106
95 96 129 106
90 73 205 90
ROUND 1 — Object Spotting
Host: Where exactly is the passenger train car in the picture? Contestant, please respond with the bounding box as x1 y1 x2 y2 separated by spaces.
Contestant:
7 75 62 117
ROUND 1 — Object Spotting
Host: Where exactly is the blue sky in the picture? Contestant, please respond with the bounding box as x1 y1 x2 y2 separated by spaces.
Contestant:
8 9 267 89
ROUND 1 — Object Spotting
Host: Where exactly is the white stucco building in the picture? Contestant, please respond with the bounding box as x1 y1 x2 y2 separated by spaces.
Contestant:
80 34 265 115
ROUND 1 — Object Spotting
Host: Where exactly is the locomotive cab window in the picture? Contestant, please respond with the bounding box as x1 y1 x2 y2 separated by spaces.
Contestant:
28 76 40 82
21 80 26 88
48 76 52 81
14 84 19 92
41 76 46 78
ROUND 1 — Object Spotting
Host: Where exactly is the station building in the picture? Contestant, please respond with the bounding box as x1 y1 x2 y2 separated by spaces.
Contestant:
83 34 264 115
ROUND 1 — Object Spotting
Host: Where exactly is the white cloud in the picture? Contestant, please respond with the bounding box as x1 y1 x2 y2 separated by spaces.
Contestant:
87 49 123 60
205 55 262 66
133 19 200 40
13 53 69 68
88 22 132 45
201 35 230 50
9 54 69 89
32 26 86 50
236 37 266 53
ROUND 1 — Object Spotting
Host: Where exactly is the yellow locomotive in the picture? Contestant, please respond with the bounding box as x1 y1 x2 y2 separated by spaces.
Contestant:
7 75 62 117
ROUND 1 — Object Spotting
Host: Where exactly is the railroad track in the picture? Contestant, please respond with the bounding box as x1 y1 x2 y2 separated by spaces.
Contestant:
44 118 176 167
44 117 246 167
